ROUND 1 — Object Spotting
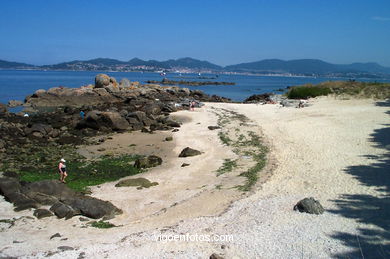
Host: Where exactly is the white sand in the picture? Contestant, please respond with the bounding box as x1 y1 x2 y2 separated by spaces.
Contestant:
0 97 389 258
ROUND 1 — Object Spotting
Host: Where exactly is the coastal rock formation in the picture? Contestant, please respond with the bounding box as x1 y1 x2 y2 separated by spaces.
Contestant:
0 177 122 219
293 197 324 215
178 147 202 157
8 100 23 107
243 93 273 103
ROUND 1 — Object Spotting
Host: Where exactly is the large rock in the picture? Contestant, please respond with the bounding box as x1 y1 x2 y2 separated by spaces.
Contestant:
178 147 202 157
126 111 154 127
33 208 54 219
95 74 111 88
294 197 324 215
7 192 40 211
81 110 129 131
243 93 272 103
50 202 77 219
65 196 122 219
0 177 21 198
134 155 163 169
100 112 129 131
24 123 53 136
21 180 75 200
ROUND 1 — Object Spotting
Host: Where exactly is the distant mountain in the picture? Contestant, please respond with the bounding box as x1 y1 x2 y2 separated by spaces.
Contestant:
0 59 34 68
39 57 222 71
162 57 222 70
1 57 390 76
225 59 390 75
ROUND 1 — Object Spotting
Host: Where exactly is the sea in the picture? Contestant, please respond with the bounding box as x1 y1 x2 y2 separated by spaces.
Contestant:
1 70 390 105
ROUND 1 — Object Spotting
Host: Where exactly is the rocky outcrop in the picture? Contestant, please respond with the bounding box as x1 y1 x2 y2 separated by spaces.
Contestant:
294 197 324 214
178 147 202 157
243 93 273 103
8 100 23 107
77 111 129 131
0 177 122 219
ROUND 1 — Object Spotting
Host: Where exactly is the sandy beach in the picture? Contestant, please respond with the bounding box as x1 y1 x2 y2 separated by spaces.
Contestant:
0 96 389 258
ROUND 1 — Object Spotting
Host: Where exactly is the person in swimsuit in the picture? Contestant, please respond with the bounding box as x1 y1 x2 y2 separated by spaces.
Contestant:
58 158 67 183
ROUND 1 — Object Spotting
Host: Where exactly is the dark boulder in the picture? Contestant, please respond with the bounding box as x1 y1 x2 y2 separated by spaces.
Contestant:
65 196 122 219
178 147 202 157
294 197 324 215
8 192 40 211
34 208 54 219
134 155 163 169
0 177 21 197
101 112 130 131
80 110 129 131
24 123 53 136
165 119 181 128
243 93 272 103
210 254 224 259
126 111 154 126
50 202 78 219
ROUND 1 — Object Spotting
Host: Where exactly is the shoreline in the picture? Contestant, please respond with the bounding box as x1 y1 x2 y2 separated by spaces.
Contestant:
1 97 389 258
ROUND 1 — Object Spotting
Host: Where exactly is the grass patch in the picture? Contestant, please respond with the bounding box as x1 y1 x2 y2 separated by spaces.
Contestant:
90 220 116 229
218 132 232 145
0 144 142 192
287 81 390 99
217 159 238 176
237 132 268 191
287 85 332 99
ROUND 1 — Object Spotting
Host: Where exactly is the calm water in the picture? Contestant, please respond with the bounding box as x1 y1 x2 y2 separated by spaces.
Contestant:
1 70 389 104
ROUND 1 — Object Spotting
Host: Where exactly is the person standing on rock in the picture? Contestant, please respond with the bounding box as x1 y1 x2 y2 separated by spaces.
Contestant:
58 158 67 183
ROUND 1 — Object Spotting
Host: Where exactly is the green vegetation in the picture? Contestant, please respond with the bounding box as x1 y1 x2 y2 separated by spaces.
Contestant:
218 131 232 145
0 144 141 192
287 81 390 99
236 132 268 191
216 159 238 176
214 107 269 192
90 220 116 229
287 85 331 99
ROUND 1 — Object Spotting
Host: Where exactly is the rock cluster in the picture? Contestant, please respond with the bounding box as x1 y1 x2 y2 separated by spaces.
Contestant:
0 175 122 219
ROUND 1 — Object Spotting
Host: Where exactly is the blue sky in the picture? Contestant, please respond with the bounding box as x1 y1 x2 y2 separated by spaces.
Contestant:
0 0 389 66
